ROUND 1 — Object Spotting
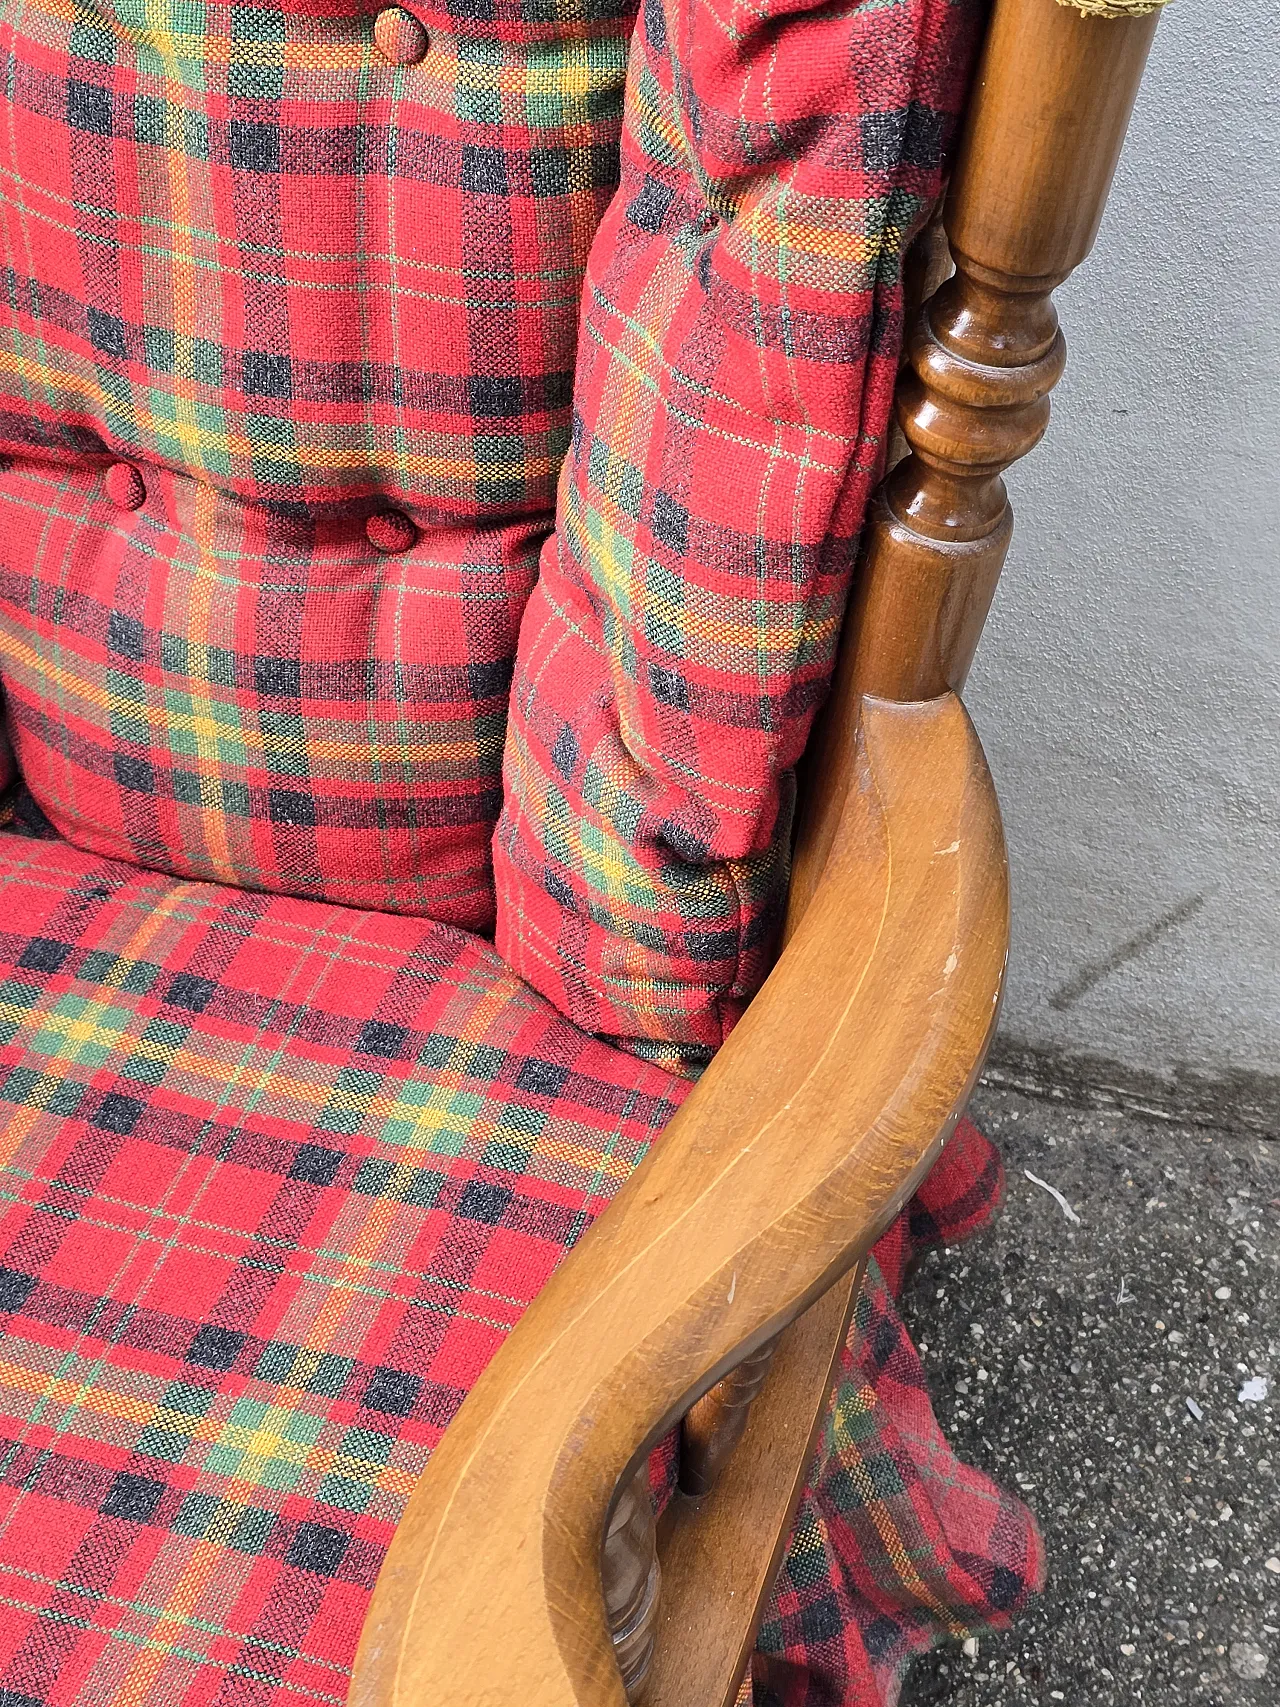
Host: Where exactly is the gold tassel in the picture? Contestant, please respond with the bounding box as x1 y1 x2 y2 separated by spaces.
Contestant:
1055 0 1172 15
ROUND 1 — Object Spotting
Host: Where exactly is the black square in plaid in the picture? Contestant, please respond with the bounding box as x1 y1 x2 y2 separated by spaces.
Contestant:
0 834 1040 1706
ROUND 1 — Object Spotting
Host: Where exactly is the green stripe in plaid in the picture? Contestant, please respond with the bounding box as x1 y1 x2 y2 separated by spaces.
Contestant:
0 461 542 921
744 1253 1044 1705
0 833 1040 1706
0 0 629 511
494 0 986 1068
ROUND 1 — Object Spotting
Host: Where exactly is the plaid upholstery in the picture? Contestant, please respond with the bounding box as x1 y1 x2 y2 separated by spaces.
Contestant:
0 830 1041 1706
0 0 1043 1694
0 831 683 1705
0 0 637 922
494 0 986 1070
745 1265 1044 1707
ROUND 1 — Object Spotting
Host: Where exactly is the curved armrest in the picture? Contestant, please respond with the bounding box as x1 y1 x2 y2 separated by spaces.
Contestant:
349 691 1008 1707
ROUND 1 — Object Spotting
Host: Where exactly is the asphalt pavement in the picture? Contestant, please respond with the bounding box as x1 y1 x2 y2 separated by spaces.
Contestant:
899 1075 1278 1707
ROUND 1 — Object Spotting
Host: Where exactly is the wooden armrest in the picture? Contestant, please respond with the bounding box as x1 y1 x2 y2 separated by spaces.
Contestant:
349 690 1008 1707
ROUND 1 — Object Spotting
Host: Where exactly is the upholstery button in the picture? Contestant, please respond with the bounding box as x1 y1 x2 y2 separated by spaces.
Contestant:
104 462 146 511
365 510 417 554
374 7 429 65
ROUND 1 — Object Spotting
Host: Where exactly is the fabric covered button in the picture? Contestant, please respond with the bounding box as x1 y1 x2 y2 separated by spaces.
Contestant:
104 462 146 511
373 8 429 65
365 510 417 554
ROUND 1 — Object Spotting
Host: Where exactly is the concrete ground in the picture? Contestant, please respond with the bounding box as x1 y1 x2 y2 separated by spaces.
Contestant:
898 1078 1278 1707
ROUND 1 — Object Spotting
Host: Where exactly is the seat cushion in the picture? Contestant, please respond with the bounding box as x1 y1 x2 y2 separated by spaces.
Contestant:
493 0 986 1071
0 831 683 1704
0 0 636 923
0 830 1041 1707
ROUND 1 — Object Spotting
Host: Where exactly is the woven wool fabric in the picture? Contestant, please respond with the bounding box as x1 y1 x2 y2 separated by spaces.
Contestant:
0 0 638 923
743 1264 1044 1707
0 832 1041 1706
494 0 987 1071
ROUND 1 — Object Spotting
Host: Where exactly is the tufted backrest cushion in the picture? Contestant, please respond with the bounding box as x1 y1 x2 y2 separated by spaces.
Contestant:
0 0 636 927
493 0 985 1074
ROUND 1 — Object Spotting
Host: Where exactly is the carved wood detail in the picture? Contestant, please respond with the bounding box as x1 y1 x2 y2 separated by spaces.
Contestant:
604 1466 660 1702
345 6 1165 1704
788 0 1161 923
350 693 1010 1707
884 198 954 477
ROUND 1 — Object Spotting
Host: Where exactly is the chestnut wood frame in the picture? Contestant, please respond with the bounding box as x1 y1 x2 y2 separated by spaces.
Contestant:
348 0 1164 1701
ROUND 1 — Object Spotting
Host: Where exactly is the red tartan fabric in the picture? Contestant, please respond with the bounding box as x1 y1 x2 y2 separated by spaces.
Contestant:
0 0 636 923
494 0 986 1071
0 831 1041 1706
0 0 985 1073
0 832 683 1705
0 0 1043 1695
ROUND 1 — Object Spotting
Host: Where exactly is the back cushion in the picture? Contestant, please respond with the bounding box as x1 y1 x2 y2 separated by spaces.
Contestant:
493 0 985 1073
0 0 636 927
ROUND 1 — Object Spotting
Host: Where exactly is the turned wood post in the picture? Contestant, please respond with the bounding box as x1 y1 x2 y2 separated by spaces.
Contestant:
603 1 1164 1696
789 0 1162 918
678 1336 780 1498
604 1464 661 1701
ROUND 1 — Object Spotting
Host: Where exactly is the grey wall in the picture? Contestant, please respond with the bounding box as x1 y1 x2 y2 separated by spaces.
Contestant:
966 1 1279 1085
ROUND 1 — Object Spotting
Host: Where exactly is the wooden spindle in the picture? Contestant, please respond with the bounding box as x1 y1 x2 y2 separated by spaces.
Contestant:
604 1464 661 1702
623 0 1164 1683
671 0 1163 1550
678 1335 780 1498
884 197 954 477
789 0 1162 919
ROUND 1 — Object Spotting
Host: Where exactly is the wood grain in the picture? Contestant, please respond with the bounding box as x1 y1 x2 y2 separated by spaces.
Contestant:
348 691 1009 1707
678 1335 780 1500
345 3 1166 1702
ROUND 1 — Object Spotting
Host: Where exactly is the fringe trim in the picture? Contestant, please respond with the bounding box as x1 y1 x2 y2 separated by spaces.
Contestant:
1055 0 1171 16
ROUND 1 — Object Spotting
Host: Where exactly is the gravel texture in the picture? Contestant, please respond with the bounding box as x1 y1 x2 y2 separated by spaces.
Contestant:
899 1079 1279 1707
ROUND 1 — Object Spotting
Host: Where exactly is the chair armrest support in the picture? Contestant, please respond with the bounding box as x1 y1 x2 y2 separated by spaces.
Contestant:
349 691 1008 1707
